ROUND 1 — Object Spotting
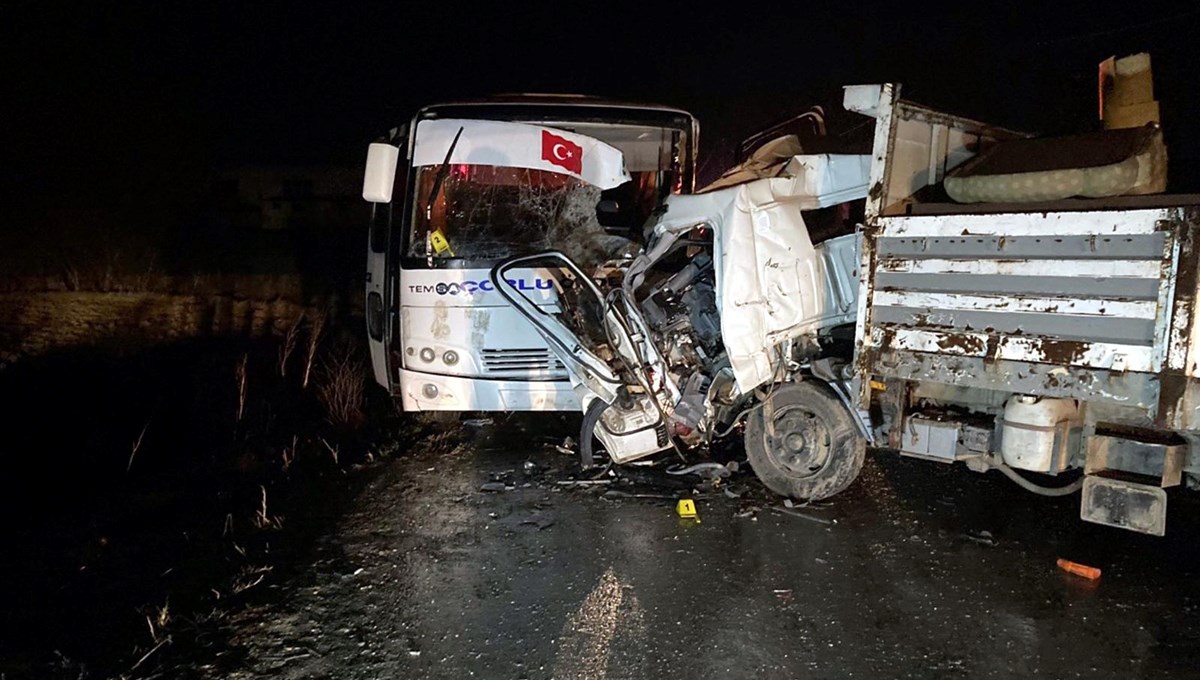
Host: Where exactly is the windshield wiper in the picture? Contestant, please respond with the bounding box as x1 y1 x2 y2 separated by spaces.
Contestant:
424 125 465 260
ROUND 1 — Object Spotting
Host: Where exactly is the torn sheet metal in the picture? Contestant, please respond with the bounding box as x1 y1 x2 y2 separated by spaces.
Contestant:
649 154 868 391
412 118 630 190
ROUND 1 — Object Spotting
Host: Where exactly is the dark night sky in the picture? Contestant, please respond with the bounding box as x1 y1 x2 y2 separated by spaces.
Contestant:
3 1 1200 208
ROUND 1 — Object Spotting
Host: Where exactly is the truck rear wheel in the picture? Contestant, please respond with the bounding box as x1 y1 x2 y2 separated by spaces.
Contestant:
745 381 864 501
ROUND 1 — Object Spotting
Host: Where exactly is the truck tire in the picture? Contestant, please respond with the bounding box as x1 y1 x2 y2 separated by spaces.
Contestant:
745 381 864 501
579 398 608 469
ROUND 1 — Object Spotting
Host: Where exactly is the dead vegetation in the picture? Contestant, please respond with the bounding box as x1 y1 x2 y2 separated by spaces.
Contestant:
302 307 327 389
315 340 366 431
278 314 303 377
126 419 151 473
253 485 285 530
235 352 249 424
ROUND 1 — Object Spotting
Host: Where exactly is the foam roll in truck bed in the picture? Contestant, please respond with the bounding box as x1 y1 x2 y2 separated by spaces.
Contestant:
944 124 1167 203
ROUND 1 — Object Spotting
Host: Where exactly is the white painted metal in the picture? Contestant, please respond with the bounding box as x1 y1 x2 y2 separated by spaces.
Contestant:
855 83 1020 220
395 366 579 412
861 83 896 224
362 143 400 203
872 326 1156 373
649 154 868 392
397 267 572 411
1001 395 1078 473
880 209 1174 237
872 290 1158 320
879 258 1163 278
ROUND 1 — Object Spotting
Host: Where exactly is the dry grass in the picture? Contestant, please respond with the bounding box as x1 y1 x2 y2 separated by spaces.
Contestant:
302 307 328 389
234 353 248 424
231 564 274 594
145 599 170 644
277 314 303 377
315 343 366 431
318 437 340 466
252 485 284 530
280 435 298 472
126 419 151 473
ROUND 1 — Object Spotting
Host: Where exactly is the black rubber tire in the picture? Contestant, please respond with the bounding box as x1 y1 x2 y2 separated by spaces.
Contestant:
580 398 608 469
744 381 865 501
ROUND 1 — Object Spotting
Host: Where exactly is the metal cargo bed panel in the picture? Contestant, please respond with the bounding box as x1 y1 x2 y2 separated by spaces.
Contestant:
853 83 1200 429
863 210 1177 377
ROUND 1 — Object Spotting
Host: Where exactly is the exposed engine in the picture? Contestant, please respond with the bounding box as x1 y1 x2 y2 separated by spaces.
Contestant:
634 251 730 442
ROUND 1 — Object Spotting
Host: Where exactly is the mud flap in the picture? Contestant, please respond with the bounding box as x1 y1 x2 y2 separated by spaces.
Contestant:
1080 475 1167 536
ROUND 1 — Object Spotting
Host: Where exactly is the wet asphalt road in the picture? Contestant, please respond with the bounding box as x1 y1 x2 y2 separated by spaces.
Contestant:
185 415 1200 679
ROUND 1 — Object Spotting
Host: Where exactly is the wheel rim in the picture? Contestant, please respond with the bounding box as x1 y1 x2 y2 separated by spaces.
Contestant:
762 404 833 478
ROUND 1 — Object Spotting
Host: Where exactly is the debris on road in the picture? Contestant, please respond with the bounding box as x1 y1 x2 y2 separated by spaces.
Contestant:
965 529 998 547
734 507 760 520
555 479 613 488
666 462 735 479
773 589 794 603
519 514 556 531
1057 558 1102 580
604 490 677 501
553 436 576 456
463 418 494 427
479 482 512 492
772 506 833 525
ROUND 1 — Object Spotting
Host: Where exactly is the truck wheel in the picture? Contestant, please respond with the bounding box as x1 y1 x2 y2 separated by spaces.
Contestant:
745 381 864 501
579 398 608 469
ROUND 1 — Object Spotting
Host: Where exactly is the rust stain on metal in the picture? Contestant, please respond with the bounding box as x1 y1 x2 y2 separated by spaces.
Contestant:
1157 210 1200 427
1031 338 1090 366
936 333 985 355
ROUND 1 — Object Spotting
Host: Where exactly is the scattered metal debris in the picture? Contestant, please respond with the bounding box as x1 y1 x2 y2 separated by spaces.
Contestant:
965 529 998 546
555 479 613 488
784 498 830 511
519 515 556 530
604 490 677 501
667 462 733 477
772 506 834 525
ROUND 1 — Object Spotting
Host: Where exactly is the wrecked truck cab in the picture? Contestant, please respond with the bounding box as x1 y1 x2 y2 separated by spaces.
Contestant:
492 149 872 501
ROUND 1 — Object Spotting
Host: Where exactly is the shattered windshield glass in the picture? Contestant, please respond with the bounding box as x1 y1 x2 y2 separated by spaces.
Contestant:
408 164 661 270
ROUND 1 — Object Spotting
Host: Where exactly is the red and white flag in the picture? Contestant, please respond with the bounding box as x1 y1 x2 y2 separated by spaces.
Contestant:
412 119 628 189
541 130 583 174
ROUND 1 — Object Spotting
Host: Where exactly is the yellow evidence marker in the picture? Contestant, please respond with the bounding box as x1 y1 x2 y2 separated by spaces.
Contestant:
430 230 454 256
676 498 698 519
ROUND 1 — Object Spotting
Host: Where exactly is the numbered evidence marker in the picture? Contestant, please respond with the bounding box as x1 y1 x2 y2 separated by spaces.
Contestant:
676 498 698 519
430 230 454 256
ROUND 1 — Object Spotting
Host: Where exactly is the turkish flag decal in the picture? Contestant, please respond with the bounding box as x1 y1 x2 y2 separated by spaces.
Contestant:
541 130 583 174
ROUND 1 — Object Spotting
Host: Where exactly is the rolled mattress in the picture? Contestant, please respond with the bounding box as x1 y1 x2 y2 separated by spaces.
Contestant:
944 124 1167 203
